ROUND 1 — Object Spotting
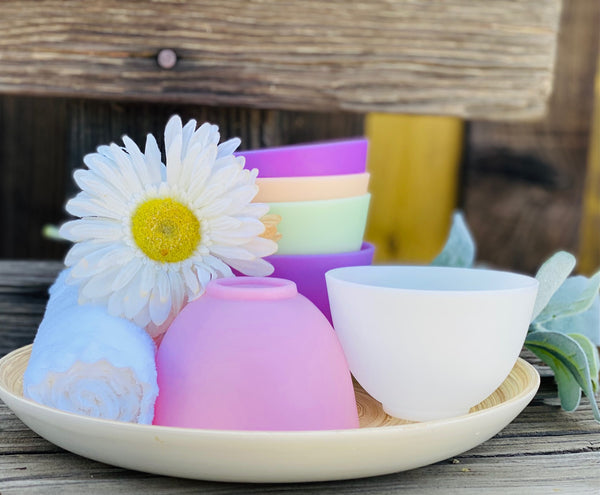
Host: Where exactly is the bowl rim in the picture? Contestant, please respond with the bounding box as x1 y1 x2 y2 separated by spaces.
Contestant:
267 242 375 261
237 138 368 177
238 137 367 158
255 172 370 184
325 265 539 294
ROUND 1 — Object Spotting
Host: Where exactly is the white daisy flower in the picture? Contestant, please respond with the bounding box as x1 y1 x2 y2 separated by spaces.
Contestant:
59 115 278 337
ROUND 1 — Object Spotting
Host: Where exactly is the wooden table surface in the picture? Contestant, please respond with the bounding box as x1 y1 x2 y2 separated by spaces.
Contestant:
1 260 599 494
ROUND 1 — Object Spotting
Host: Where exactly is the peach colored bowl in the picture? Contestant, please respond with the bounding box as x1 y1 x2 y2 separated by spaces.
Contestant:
254 173 370 203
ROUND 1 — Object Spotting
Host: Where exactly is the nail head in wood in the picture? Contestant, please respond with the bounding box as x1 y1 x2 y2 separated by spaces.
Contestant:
157 49 177 70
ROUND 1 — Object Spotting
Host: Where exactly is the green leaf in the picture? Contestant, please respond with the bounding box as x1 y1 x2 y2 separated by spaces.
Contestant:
569 333 600 393
431 211 475 268
526 344 581 411
525 330 600 422
535 273 600 324
531 252 576 321
540 292 600 346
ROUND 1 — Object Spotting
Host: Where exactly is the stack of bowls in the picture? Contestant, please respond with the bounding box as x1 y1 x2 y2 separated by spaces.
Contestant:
237 138 375 322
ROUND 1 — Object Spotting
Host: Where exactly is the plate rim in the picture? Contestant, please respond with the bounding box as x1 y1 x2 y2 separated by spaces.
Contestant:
0 344 541 482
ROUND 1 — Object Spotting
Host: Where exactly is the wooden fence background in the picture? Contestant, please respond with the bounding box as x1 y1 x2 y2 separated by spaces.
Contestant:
0 0 597 274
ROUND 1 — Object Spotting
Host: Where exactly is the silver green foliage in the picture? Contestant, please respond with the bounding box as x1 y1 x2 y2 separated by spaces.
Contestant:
530 252 576 321
431 211 475 268
434 214 600 422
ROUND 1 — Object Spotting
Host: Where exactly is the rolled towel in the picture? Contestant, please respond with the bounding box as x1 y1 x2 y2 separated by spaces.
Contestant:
23 269 159 424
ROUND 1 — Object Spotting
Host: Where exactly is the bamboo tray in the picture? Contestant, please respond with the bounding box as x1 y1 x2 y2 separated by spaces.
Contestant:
0 345 539 483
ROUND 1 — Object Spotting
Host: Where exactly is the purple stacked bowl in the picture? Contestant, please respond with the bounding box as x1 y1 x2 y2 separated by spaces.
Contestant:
237 138 374 321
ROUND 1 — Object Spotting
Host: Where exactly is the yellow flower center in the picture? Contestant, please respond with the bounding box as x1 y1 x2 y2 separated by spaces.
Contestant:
131 198 200 263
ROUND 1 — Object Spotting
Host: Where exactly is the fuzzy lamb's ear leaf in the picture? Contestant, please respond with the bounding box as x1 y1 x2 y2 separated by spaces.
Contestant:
568 333 600 393
527 343 581 412
535 273 600 324
540 292 600 345
531 252 576 321
431 211 475 268
525 330 600 422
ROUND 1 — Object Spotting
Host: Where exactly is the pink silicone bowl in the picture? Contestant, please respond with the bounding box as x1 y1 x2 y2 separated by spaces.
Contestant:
153 277 359 431
265 243 375 322
236 138 368 178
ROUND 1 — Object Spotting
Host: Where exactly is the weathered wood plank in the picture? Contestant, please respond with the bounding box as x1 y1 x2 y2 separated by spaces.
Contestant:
0 416 598 494
0 261 62 355
0 0 561 120
0 97 70 261
464 0 600 273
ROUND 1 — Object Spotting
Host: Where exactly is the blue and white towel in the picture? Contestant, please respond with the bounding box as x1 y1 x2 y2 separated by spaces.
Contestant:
23 270 158 424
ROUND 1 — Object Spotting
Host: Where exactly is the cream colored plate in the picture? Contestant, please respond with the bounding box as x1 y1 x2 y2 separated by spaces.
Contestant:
0 345 539 483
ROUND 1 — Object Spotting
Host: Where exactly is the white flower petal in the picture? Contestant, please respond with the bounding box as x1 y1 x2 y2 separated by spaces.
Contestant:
221 257 274 277
189 122 219 150
237 202 270 219
168 270 185 314
213 154 240 172
165 115 183 186
64 240 112 267
59 218 123 242
80 266 122 299
156 270 170 302
182 262 201 296
138 263 157 299
194 264 213 291
180 119 197 159
132 302 152 329
123 268 151 319
218 185 259 215
207 215 242 232
111 256 143 292
122 135 152 185
197 197 233 219
192 167 240 209
217 137 241 158
241 236 278 258
85 152 141 200
73 169 127 205
66 192 122 220
70 244 117 278
109 143 145 195
181 142 217 194
149 285 171 326
144 133 165 183
107 285 127 317
199 255 233 278
83 152 118 181
210 244 256 261
187 156 216 200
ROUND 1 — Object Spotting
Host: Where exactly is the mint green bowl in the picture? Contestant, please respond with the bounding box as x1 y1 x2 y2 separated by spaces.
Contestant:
267 194 371 255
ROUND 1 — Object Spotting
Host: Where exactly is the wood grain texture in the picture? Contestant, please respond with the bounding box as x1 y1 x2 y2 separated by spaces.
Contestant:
464 0 600 274
0 97 70 260
0 260 599 493
0 0 561 120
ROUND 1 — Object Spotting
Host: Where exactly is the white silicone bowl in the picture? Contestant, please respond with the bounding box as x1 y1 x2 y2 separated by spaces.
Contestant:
325 265 538 422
